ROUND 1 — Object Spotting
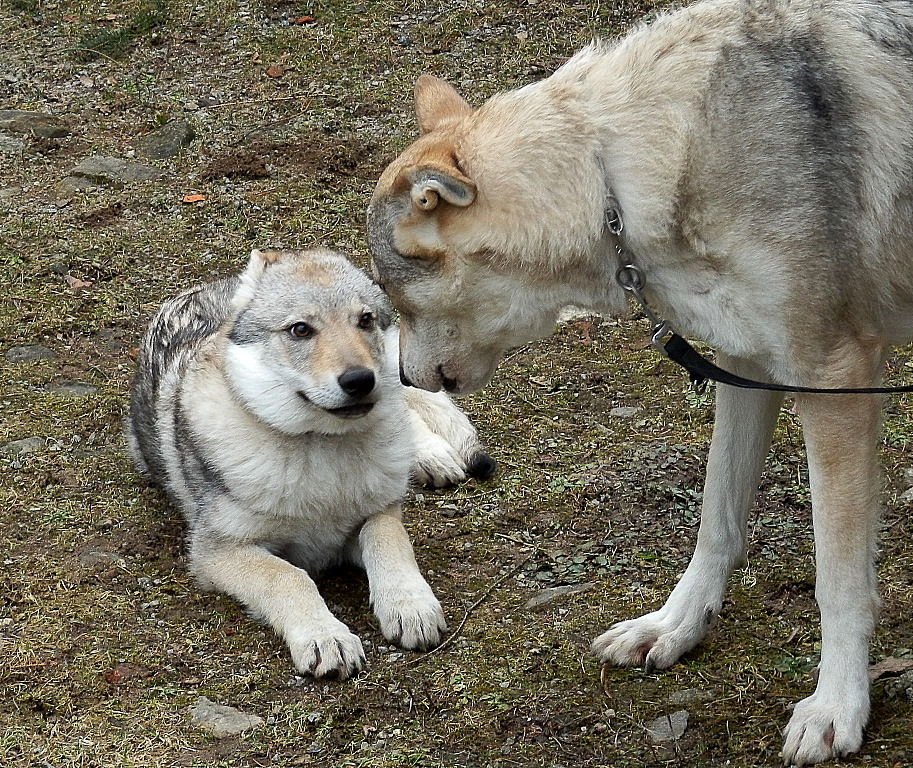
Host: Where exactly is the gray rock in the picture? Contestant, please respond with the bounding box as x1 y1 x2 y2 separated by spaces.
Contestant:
66 156 165 187
5 344 57 362
884 670 913 703
666 688 713 706
44 381 97 397
0 109 71 138
609 406 642 419
646 710 689 743
77 547 126 568
136 119 194 159
524 582 594 611
902 467 913 489
2 437 47 455
0 135 25 155
189 696 264 738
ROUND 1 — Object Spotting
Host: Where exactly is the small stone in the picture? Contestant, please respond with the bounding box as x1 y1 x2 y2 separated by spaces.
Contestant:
884 670 913 703
77 547 125 568
557 306 594 322
524 582 595 611
66 156 165 187
666 688 713 706
902 467 913 489
646 710 689 743
5 344 57 362
44 381 97 397
0 135 25 155
136 119 194 160
2 437 47 455
0 109 71 138
189 696 264 738
610 406 642 419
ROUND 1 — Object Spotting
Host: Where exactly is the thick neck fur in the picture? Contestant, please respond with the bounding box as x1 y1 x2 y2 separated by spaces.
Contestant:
447 5 737 315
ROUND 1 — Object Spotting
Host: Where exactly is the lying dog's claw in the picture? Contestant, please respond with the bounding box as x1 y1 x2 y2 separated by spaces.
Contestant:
467 451 497 480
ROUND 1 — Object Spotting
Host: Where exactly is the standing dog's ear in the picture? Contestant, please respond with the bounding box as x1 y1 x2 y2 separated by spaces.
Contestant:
405 165 476 212
414 75 471 134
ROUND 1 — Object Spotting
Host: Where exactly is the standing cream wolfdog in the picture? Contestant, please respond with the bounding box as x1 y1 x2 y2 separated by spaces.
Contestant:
127 248 494 679
366 0 913 762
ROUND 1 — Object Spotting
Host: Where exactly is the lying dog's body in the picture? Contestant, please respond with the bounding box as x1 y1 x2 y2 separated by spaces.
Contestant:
367 0 913 762
127 248 493 679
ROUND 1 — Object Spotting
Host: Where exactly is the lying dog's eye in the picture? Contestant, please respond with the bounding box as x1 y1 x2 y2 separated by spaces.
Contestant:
288 322 314 339
357 312 375 331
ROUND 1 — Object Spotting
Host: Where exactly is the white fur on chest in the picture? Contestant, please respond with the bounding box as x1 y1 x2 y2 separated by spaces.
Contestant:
178 345 413 567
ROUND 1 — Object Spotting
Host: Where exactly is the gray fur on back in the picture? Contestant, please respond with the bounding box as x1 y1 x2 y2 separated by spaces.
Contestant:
126 277 238 490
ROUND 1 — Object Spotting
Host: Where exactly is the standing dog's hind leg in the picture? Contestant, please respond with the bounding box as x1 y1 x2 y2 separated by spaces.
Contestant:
781 384 882 766
592 355 783 669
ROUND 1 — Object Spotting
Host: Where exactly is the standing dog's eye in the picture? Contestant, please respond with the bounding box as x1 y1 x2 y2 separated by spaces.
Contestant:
289 322 314 339
357 312 375 330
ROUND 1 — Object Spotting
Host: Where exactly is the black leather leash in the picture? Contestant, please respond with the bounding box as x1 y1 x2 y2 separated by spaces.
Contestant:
606 201 913 395
661 329 913 394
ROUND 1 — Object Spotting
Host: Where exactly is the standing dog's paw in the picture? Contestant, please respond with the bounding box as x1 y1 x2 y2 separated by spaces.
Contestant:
781 691 867 765
372 578 447 651
590 602 716 671
287 619 366 680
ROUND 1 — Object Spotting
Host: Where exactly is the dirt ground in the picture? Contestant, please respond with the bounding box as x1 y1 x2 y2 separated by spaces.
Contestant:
1 1 912 767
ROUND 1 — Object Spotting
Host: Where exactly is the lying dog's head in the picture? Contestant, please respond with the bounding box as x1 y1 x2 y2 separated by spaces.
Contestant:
367 74 620 394
224 248 397 436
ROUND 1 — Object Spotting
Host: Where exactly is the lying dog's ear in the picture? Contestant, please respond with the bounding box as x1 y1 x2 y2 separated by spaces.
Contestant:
369 284 394 330
233 248 278 309
406 165 476 211
415 74 471 134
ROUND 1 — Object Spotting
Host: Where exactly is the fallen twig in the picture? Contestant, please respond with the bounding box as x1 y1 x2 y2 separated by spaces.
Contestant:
405 554 533 666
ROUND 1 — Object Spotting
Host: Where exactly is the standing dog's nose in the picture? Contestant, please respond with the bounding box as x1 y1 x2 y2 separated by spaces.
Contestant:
338 367 376 398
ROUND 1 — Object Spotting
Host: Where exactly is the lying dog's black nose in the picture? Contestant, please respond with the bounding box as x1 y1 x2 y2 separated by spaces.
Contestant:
338 367 375 398
399 365 414 388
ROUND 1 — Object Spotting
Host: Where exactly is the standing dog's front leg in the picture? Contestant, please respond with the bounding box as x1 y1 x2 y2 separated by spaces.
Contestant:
781 390 882 765
353 507 447 651
592 355 783 668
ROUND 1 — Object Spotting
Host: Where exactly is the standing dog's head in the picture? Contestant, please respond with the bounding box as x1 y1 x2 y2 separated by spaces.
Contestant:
367 73 614 394
224 248 396 436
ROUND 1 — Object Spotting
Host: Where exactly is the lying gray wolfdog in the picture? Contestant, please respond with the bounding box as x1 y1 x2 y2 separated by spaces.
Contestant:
366 0 913 763
127 247 494 679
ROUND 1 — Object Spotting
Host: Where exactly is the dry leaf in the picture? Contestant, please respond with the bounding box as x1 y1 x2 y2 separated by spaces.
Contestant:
182 193 206 204
869 657 913 682
266 64 285 78
64 275 93 290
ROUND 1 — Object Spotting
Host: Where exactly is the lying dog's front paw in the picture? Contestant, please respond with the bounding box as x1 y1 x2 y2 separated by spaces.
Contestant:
413 446 497 488
781 691 867 765
287 619 366 680
466 451 496 480
412 436 468 488
373 580 447 651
